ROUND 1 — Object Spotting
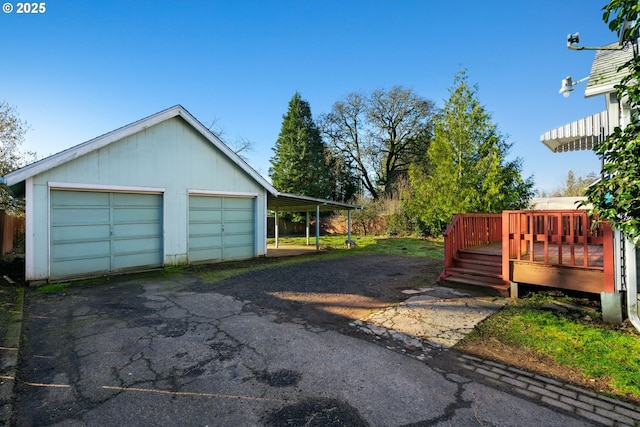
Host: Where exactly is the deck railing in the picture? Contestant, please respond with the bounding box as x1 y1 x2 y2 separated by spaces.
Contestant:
442 213 502 271
501 210 614 292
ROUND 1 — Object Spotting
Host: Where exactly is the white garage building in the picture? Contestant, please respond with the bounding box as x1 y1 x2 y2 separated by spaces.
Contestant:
1 105 356 283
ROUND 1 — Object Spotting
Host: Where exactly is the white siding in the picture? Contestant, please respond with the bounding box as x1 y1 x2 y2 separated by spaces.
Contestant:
26 117 267 281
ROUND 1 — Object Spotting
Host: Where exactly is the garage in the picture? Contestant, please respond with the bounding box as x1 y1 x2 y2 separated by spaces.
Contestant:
50 189 163 279
188 195 255 262
0 105 356 283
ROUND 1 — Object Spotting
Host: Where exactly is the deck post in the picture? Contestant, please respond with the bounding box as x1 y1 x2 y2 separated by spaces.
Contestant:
510 281 519 299
601 223 623 323
602 222 615 292
502 211 511 296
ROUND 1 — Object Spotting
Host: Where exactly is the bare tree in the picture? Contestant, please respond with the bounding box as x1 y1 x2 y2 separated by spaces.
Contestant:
207 117 253 161
0 102 34 213
321 87 435 199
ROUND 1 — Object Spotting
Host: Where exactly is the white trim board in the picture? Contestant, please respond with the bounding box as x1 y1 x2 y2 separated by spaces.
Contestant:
48 182 166 194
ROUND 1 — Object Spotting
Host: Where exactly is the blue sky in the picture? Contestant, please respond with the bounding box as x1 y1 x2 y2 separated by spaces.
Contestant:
1 0 617 194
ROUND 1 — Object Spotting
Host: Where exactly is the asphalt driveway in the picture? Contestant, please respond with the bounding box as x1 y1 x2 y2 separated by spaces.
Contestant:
11 254 598 426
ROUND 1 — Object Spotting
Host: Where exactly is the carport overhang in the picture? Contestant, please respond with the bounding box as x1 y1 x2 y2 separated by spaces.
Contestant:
267 192 360 250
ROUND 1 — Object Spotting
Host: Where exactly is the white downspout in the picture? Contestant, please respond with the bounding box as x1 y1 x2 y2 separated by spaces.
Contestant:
624 239 640 332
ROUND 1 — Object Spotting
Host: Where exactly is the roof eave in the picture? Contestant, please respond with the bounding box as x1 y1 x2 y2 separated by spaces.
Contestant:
584 83 617 98
1 105 278 195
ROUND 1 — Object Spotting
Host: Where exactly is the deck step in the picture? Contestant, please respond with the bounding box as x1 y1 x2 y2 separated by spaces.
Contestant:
457 249 501 264
453 258 501 273
441 243 508 296
446 267 502 280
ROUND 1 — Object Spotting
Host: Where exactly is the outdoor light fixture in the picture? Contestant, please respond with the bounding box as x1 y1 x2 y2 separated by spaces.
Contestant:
559 76 588 97
567 32 627 51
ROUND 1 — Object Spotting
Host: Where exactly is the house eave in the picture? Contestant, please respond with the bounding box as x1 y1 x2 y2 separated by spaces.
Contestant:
1 105 278 195
540 110 608 153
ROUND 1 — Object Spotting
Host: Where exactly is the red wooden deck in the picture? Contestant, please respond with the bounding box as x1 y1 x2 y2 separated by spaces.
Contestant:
477 241 604 267
441 211 614 295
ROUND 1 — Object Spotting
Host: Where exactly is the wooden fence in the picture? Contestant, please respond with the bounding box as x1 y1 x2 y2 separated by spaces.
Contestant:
0 211 25 256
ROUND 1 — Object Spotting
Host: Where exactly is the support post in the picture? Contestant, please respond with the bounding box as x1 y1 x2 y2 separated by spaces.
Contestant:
502 211 511 292
347 210 352 248
315 205 320 251
510 282 519 299
306 212 310 246
274 210 279 249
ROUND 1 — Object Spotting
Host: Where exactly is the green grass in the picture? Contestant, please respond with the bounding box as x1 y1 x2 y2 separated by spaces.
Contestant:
267 235 444 258
462 294 640 400
34 282 73 293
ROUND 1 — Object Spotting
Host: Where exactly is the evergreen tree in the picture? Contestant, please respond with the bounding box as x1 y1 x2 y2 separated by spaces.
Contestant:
269 92 332 198
550 170 599 197
405 71 533 235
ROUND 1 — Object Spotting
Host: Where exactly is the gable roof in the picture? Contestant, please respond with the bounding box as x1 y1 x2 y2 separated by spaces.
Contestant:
0 105 277 193
1 105 360 212
585 42 635 98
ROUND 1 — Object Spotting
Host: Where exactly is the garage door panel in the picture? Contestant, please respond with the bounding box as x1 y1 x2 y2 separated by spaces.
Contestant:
52 208 111 225
112 222 162 238
189 196 222 209
189 222 222 234
51 224 111 242
223 245 254 260
51 257 111 278
52 191 110 206
189 247 223 263
113 207 163 223
189 209 222 223
224 198 252 209
50 190 163 280
188 195 255 262
112 236 162 254
113 251 162 270
223 233 254 245
224 227 253 235
189 235 222 250
112 192 160 205
225 210 253 222
224 220 253 228
52 240 111 259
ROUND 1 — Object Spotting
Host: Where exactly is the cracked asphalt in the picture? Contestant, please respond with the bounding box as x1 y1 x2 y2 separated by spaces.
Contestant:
11 255 598 426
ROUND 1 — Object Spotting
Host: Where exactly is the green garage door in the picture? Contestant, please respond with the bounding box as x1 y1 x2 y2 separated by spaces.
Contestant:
50 190 163 279
188 196 255 262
